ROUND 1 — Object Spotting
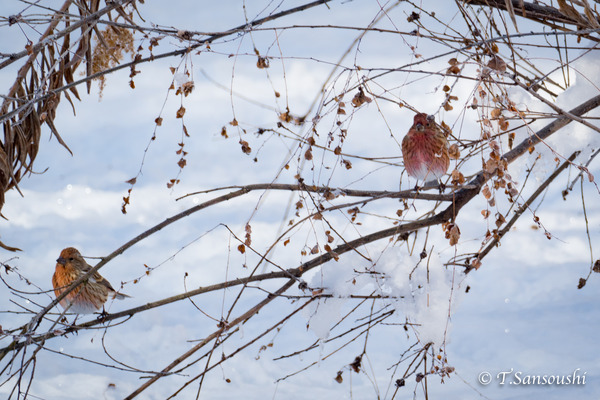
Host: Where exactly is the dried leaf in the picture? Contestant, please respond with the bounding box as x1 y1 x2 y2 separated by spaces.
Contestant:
482 185 492 199
451 169 465 185
304 148 313 161
239 140 251 154
334 371 343 384
448 144 460 159
257 56 270 69
351 87 372 107
487 56 507 73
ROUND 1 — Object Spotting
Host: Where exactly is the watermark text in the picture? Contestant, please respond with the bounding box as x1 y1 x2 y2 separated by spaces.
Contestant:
478 368 586 386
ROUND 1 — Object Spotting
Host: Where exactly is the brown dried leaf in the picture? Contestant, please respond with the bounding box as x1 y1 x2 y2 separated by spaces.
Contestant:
257 56 270 69
495 213 506 228
482 185 492 199
448 144 460 159
351 87 372 107
304 148 313 161
239 140 251 154
451 169 465 185
487 56 507 73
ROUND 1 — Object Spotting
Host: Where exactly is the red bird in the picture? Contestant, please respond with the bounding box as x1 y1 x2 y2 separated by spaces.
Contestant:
401 113 450 181
52 247 129 314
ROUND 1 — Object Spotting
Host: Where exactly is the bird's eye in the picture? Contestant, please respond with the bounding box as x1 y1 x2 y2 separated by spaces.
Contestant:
69 257 74 261
426 114 435 123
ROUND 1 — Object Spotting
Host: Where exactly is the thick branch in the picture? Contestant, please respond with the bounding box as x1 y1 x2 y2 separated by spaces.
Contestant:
463 0 585 26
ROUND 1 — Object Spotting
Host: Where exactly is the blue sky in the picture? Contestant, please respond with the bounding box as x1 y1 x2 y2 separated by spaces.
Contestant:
1 1 599 399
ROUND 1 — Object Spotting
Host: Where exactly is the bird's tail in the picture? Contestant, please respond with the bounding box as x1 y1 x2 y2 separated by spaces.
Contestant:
112 291 131 300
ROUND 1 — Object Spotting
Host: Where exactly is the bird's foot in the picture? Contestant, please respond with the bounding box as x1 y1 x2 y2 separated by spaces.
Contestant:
96 308 109 322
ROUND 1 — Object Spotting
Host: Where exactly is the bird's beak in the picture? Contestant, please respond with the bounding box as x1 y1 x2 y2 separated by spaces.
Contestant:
416 123 424 132
56 257 66 265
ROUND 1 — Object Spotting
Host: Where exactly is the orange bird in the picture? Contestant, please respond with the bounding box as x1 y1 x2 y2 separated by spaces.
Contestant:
401 113 450 181
52 247 129 314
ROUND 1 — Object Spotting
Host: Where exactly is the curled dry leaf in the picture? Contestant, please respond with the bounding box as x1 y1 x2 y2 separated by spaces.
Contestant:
310 244 319 254
444 222 461 246
351 87 372 107
487 56 507 72
304 148 313 161
239 140 251 154
451 169 465 185
257 56 270 69
448 144 460 159
350 356 362 373
279 111 292 123
484 158 498 174
495 213 506 228
482 185 492 199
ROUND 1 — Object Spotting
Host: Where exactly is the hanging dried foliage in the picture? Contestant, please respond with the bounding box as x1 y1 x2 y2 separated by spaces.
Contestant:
0 0 139 227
